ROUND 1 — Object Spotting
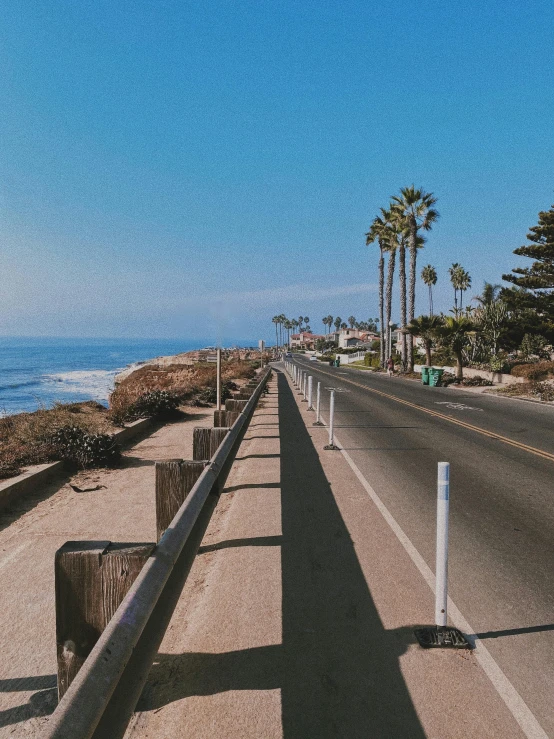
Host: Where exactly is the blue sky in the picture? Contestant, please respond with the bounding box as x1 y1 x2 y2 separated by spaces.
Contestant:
1 0 553 343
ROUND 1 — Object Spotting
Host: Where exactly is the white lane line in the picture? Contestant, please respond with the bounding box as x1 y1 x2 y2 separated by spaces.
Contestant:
314 407 548 739
435 401 483 412
0 540 31 571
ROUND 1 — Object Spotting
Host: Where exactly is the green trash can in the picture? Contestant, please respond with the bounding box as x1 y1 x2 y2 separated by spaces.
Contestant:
429 368 444 387
421 366 430 385
335 357 341 367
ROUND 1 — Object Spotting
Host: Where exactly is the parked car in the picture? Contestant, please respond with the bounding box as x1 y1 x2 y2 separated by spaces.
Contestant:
309 355 318 361
286 352 292 357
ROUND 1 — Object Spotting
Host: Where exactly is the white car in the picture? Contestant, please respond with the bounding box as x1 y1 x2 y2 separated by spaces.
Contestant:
309 355 318 361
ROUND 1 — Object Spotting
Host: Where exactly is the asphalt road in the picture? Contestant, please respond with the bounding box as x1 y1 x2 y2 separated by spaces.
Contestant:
290 355 554 737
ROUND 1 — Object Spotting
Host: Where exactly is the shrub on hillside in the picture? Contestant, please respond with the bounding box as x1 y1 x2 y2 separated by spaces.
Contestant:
51 425 121 469
461 375 493 387
510 361 554 380
127 390 179 420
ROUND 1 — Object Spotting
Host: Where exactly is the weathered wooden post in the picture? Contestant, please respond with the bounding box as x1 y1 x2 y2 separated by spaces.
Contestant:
224 410 240 426
225 399 248 413
214 409 227 426
155 459 207 541
55 541 155 700
193 427 229 461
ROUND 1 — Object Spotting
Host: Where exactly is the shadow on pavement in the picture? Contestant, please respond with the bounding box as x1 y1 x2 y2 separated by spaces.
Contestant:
133 372 426 737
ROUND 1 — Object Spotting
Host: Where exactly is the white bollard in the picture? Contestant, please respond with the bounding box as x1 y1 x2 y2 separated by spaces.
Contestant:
307 375 314 410
324 390 338 449
435 462 450 627
302 372 308 401
313 381 323 425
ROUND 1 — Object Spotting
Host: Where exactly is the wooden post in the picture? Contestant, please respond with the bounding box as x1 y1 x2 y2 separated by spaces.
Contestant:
155 459 207 541
225 399 248 413
214 409 227 427
193 427 229 461
225 410 240 427
55 541 155 700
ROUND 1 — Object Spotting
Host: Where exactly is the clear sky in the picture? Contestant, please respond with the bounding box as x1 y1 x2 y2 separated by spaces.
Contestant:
1 0 553 343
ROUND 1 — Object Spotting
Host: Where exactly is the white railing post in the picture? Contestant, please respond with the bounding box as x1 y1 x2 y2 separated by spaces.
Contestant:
307 375 314 410
313 382 323 425
324 390 339 449
302 371 307 401
436 462 449 627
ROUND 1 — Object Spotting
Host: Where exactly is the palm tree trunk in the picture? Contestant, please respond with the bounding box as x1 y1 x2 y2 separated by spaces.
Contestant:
455 351 463 382
429 285 433 317
275 322 278 348
385 249 396 359
399 243 407 370
379 247 385 367
407 223 417 370
425 341 432 366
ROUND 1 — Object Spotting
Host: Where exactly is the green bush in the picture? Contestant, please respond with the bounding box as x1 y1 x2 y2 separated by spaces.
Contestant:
196 381 235 405
51 426 121 469
462 375 493 387
127 390 180 419
532 381 554 401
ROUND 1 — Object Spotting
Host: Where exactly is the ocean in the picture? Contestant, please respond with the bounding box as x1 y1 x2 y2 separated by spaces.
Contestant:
0 337 217 416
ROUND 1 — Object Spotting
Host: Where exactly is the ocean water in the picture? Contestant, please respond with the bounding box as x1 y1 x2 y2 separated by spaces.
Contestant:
0 337 213 416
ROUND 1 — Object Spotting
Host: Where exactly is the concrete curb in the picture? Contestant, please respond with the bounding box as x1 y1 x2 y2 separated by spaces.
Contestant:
0 417 152 514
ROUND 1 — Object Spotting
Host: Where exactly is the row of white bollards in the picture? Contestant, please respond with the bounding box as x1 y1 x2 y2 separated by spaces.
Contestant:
284 358 467 648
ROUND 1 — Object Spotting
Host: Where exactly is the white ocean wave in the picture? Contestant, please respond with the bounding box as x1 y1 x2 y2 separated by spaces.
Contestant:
44 369 120 401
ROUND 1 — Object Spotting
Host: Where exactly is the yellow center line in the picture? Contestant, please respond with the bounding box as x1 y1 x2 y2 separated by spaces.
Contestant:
297 361 554 463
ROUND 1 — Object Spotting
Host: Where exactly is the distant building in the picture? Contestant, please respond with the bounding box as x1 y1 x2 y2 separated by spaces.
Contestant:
290 332 326 350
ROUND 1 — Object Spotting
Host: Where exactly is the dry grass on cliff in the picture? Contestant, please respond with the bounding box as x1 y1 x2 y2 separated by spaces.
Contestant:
0 401 115 480
108 359 258 424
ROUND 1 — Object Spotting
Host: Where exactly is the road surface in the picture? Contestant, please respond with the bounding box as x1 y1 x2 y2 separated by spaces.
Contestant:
290 355 554 737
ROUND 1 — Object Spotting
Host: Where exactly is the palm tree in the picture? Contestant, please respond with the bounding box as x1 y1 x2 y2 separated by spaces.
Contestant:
474 282 502 306
405 315 443 366
421 265 437 316
348 316 356 328
322 316 329 334
340 322 347 330
391 186 439 370
449 263 462 316
334 316 342 332
298 316 304 331
304 316 310 330
436 315 475 382
458 271 471 312
272 316 279 348
366 215 388 367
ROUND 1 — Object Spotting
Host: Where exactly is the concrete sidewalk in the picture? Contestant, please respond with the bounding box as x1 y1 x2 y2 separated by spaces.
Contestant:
126 369 526 738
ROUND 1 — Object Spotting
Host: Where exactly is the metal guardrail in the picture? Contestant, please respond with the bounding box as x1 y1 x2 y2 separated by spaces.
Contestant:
43 368 271 739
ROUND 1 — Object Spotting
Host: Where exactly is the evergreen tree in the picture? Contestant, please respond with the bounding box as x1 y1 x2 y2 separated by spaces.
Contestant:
502 204 554 308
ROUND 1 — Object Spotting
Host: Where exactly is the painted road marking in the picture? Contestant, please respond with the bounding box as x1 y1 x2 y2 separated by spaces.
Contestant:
435 402 483 411
295 360 554 463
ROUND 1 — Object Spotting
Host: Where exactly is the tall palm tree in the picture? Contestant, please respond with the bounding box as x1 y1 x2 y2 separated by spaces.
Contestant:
458 271 471 312
304 316 310 330
449 263 462 316
405 314 443 366
348 316 356 328
366 215 388 367
298 316 304 332
322 316 329 334
272 316 279 348
391 186 439 369
421 265 438 316
334 316 342 332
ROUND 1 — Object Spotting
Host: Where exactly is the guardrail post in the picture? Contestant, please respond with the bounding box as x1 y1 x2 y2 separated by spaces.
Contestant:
155 459 208 541
307 375 314 410
214 410 227 427
225 399 248 413
193 427 230 461
55 541 155 700
301 371 308 402
324 390 339 450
